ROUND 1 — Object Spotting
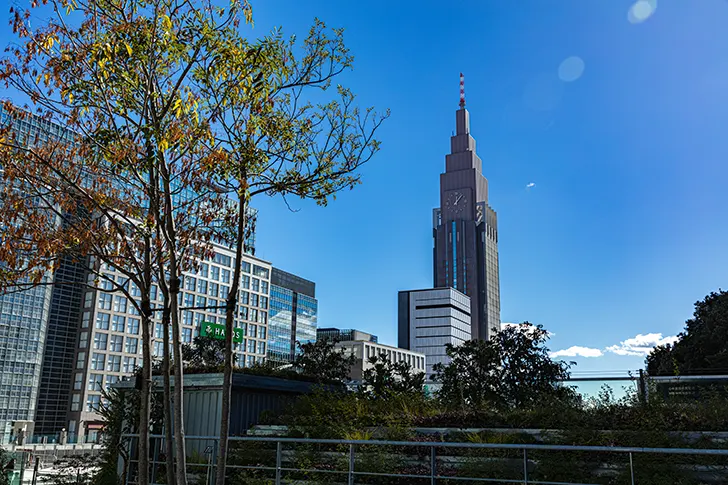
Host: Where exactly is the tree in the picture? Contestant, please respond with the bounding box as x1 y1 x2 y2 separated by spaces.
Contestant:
360 355 425 400
646 290 728 376
192 18 388 485
433 322 575 410
181 335 237 369
1 1 247 483
294 339 357 384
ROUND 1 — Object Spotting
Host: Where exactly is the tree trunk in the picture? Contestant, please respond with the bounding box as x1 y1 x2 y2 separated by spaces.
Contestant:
216 191 247 485
138 301 153 485
158 159 188 485
161 308 176 485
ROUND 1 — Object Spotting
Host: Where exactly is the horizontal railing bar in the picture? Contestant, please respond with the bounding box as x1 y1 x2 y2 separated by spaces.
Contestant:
129 434 728 455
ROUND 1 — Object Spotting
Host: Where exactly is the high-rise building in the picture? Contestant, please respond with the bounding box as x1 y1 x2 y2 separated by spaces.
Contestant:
0 107 75 444
433 75 501 340
398 287 471 379
267 268 318 364
64 246 271 442
1 106 268 441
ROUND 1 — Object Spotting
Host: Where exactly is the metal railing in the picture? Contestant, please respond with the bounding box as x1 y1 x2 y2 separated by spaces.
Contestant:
121 434 728 485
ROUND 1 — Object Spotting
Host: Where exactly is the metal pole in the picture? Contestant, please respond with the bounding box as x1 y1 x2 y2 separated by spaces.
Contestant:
31 457 39 485
31 455 40 485
275 441 282 485
629 452 635 485
523 448 528 484
348 443 355 485
151 437 158 484
430 446 436 485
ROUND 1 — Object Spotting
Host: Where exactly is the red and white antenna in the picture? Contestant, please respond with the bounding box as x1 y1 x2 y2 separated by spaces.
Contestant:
459 72 465 109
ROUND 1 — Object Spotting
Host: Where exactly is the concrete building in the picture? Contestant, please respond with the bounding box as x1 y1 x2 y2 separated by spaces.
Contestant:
317 328 377 344
335 340 426 383
267 268 318 364
398 287 471 379
63 245 271 442
433 75 501 340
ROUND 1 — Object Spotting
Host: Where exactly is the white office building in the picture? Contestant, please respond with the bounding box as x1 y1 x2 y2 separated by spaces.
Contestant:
397 287 471 380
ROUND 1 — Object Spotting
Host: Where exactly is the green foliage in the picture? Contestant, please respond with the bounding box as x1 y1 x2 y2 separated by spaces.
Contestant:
433 322 577 411
93 383 165 485
0 446 9 485
360 355 425 401
293 339 356 384
647 289 728 376
181 336 236 370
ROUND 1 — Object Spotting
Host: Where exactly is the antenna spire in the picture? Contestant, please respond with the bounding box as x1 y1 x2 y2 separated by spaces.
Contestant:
459 72 465 109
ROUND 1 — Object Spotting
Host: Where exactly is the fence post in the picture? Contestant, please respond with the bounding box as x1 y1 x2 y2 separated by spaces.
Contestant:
629 452 635 485
348 443 355 485
275 441 282 485
430 446 436 485
523 449 528 484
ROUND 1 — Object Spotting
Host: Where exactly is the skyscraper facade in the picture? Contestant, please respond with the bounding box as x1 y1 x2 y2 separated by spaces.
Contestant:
0 107 74 444
267 268 318 364
433 78 501 340
398 287 471 379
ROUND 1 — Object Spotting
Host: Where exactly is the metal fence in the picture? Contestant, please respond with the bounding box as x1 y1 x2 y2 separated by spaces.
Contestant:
118 434 728 485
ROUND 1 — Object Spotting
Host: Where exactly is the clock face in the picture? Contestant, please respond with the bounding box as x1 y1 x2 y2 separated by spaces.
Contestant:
445 191 467 215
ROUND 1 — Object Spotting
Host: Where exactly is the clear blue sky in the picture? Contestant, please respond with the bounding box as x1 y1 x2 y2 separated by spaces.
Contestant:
3 1 728 376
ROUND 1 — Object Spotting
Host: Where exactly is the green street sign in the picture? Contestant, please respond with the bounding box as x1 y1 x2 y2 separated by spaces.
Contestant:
200 321 243 344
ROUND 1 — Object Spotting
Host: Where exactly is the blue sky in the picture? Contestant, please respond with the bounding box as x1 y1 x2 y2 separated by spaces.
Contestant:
3 1 728 376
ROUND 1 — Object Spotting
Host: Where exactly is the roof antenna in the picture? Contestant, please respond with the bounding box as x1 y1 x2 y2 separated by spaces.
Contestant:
459 72 466 109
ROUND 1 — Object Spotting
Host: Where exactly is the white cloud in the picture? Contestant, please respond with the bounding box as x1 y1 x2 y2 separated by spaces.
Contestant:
550 346 604 358
605 333 678 356
526 182 536 188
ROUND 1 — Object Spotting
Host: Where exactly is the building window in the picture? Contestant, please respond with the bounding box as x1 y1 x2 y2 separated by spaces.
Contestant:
185 276 196 291
71 394 81 412
247 340 255 353
79 331 88 349
242 261 251 273
98 293 112 310
248 324 257 338
182 328 192 343
221 269 231 284
197 279 208 295
76 352 86 370
125 337 138 354
241 275 250 290
260 296 268 309
96 313 110 330
211 266 220 281
105 375 119 390
257 341 266 355
209 283 219 298
127 318 140 335
261 281 269 294
199 263 209 278
73 373 83 391
253 265 269 279
113 296 128 313
240 291 249 305
251 294 259 308
91 353 105 370
155 323 164 339
88 373 103 391
107 355 121 372
112 315 126 332
123 357 137 373
153 341 164 357
109 335 123 352
94 333 108 350
252 278 260 292
82 312 91 328
86 395 101 413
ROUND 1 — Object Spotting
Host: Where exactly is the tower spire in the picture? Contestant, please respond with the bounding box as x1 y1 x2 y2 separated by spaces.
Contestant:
459 72 465 109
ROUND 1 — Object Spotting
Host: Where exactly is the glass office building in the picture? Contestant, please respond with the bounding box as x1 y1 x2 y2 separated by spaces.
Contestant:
0 107 74 444
267 268 318 364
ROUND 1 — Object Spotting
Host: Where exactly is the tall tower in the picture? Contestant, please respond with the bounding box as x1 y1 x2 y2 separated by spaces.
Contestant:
433 74 501 340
